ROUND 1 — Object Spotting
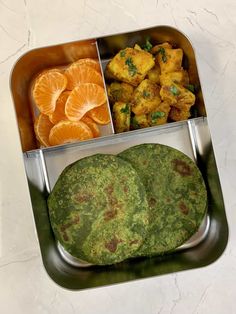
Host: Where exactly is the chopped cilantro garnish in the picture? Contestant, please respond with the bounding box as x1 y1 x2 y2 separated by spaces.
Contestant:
120 50 126 57
185 84 195 93
157 47 167 63
151 111 165 124
152 111 165 118
125 57 137 77
125 58 133 66
142 37 153 52
170 85 180 96
143 90 150 98
120 104 130 114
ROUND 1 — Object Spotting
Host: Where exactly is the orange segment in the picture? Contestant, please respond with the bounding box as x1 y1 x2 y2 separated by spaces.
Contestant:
49 120 93 146
49 91 70 124
34 113 54 147
87 102 111 125
81 116 100 138
64 64 104 90
32 71 67 115
65 83 106 121
72 58 101 73
35 67 64 80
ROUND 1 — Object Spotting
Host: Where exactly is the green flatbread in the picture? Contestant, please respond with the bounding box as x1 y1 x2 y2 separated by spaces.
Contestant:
48 154 149 265
118 143 207 256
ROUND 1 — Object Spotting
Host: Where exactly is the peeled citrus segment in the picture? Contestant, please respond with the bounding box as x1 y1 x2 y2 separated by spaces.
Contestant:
65 83 106 121
49 91 70 124
35 67 64 80
64 64 104 90
87 102 111 125
49 120 93 146
72 58 101 73
32 71 67 115
34 113 54 147
81 116 100 138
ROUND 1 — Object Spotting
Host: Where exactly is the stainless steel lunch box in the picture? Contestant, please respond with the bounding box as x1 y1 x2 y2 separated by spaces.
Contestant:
10 25 228 290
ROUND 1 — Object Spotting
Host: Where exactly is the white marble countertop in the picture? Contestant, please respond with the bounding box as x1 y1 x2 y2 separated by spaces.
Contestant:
0 0 236 313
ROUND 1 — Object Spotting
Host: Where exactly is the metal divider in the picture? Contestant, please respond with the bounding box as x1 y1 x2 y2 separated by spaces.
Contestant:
187 119 198 162
95 40 115 134
39 149 51 194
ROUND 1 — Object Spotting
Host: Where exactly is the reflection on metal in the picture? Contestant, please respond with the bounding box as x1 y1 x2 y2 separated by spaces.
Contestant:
39 149 51 193
177 214 210 250
187 120 198 162
57 242 92 268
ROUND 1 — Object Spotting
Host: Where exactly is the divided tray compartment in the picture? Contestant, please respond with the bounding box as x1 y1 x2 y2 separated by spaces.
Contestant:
10 25 228 290
11 38 115 152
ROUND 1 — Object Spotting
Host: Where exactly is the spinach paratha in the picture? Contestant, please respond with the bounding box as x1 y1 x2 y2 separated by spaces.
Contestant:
118 143 207 256
48 154 149 265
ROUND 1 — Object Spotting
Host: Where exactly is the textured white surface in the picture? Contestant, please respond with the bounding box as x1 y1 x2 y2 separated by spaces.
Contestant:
0 0 236 313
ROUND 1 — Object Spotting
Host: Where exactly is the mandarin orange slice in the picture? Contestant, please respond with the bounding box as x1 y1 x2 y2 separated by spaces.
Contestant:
81 116 100 138
65 83 106 121
64 64 104 90
34 113 54 147
32 71 67 115
72 58 101 73
87 102 111 125
35 67 64 80
49 120 93 146
49 91 70 124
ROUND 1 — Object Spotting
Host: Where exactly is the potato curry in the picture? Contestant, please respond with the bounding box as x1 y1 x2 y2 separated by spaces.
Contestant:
105 38 196 133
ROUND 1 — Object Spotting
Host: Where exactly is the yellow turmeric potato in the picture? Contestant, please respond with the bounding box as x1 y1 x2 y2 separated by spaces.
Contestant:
156 47 183 73
132 100 171 129
146 64 161 84
107 82 134 104
105 40 196 132
174 89 195 110
133 114 150 129
160 83 195 109
148 101 171 126
151 42 172 54
160 85 177 105
159 70 189 86
106 47 155 86
169 106 191 121
132 79 161 115
112 102 131 133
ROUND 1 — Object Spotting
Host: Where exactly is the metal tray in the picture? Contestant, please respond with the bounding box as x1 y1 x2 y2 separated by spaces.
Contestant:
10 25 228 290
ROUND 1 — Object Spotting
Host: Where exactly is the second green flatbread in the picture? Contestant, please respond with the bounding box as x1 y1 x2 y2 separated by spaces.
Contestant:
118 143 207 256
